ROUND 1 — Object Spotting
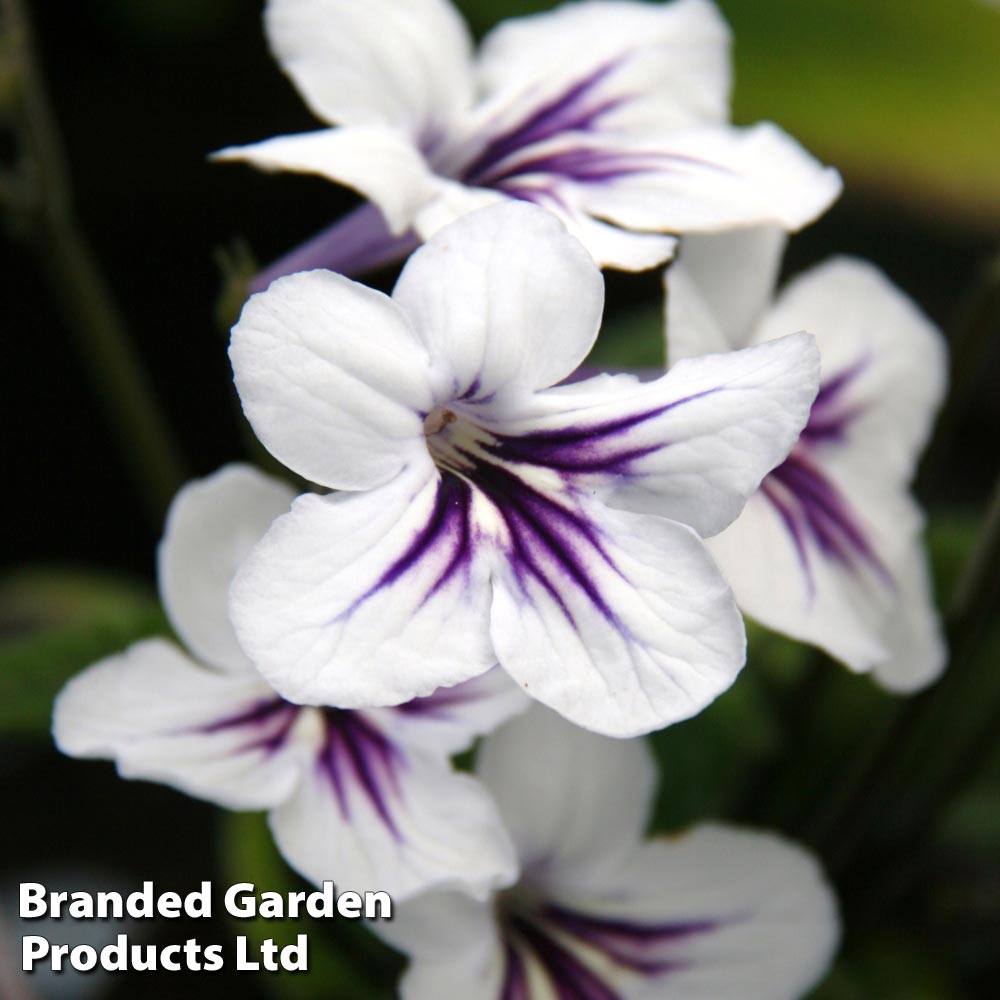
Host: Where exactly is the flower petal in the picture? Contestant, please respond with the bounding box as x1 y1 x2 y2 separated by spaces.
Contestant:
230 269 435 491
472 0 732 145
492 333 820 539
374 892 505 1000
705 483 903 673
382 668 530 758
665 226 787 363
392 202 604 402
250 204 420 292
53 639 304 810
229 467 497 709
709 257 949 684
270 713 517 900
264 0 474 133
546 823 838 1000
213 125 441 233
757 257 948 484
476 706 657 890
870 544 947 693
488 499 745 737
575 122 841 234
158 464 295 672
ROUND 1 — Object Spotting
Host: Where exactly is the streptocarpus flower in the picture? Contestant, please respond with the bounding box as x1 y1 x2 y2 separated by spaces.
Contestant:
215 0 841 286
376 706 840 999
665 227 948 690
228 202 821 737
53 464 523 900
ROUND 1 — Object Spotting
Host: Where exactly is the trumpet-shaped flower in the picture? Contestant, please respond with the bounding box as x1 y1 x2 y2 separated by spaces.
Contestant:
216 0 841 286
228 203 820 737
53 464 523 900
665 227 948 690
377 706 840 999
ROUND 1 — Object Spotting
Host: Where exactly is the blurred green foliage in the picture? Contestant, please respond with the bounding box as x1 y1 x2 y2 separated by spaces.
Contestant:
0 567 168 734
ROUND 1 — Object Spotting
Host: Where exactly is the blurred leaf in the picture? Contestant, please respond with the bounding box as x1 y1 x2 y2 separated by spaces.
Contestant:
650 661 785 828
585 303 663 370
812 934 962 999
456 0 1000 223
219 812 397 1000
0 566 168 735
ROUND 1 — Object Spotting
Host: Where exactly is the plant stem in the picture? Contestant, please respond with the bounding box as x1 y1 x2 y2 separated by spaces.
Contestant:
2 0 186 521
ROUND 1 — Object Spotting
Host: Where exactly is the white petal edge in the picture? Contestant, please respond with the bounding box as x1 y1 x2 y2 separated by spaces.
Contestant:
270 736 518 901
476 705 657 891
229 467 497 709
374 891 505 1000
499 333 821 540
158 464 295 672
230 269 435 491
213 125 441 234
577 122 842 234
665 226 787 364
585 823 840 1000
264 0 474 133
474 0 732 136
52 639 303 811
375 668 530 759
489 501 746 738
393 201 605 402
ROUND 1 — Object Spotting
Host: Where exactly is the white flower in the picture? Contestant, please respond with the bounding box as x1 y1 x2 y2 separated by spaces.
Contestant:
228 202 820 737
215 0 841 285
377 706 840 999
665 227 949 691
53 464 524 901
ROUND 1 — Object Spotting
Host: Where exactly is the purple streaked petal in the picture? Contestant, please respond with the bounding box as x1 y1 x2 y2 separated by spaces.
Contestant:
484 388 721 475
800 359 868 445
195 696 300 756
458 58 626 186
250 203 419 291
504 912 622 1000
53 639 303 812
316 710 404 838
229 470 497 710
498 899 716 999
762 450 890 593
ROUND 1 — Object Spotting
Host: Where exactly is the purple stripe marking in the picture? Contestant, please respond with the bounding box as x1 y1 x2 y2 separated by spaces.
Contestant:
508 914 622 1000
395 675 487 718
346 388 725 630
196 697 299 755
490 146 658 187
487 386 722 474
760 359 889 591
762 451 889 592
801 360 867 445
499 901 719 998
460 59 626 186
469 456 622 627
317 710 403 839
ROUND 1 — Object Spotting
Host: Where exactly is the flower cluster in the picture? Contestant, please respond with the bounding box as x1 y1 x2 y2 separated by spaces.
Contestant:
54 1 948 997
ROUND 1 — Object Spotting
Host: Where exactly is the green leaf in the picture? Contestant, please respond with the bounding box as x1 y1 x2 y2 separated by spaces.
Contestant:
218 812 398 1000
0 566 169 736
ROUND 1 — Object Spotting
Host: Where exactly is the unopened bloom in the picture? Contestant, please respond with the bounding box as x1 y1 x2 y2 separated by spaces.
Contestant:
216 0 840 286
665 227 948 690
53 464 523 900
378 706 840 999
228 203 820 737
